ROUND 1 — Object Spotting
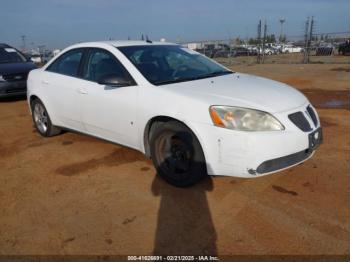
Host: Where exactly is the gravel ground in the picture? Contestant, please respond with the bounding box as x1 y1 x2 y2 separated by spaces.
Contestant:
0 64 349 255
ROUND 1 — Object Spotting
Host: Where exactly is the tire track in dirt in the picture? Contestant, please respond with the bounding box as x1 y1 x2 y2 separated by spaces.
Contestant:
55 147 148 176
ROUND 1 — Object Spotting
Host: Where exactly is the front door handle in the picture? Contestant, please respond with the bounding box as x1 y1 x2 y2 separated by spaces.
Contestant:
41 80 49 85
78 88 88 94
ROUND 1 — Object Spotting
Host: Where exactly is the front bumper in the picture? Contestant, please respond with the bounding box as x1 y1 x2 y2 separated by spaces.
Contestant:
0 80 27 98
191 103 321 178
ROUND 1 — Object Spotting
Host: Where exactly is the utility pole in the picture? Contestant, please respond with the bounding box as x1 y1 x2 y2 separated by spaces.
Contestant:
229 37 233 66
257 20 262 64
308 16 314 61
279 18 286 43
303 16 314 64
21 35 26 52
262 20 267 63
309 16 314 47
303 17 310 63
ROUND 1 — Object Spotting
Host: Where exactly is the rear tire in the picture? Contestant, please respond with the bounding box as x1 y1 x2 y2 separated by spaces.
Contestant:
31 99 61 137
150 121 207 187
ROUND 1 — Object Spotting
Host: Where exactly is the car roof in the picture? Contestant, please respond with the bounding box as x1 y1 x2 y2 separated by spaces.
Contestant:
70 40 177 49
107 40 176 47
0 43 11 48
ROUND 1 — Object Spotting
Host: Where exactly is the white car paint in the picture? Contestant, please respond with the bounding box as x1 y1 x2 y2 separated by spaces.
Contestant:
27 41 321 178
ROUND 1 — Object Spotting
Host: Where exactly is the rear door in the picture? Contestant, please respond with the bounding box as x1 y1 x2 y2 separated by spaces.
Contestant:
43 48 87 131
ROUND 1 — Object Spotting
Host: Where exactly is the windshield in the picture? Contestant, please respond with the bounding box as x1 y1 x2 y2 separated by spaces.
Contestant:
0 47 26 64
118 45 232 85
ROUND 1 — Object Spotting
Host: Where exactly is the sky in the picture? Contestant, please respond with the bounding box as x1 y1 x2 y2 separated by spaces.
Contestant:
1 0 349 49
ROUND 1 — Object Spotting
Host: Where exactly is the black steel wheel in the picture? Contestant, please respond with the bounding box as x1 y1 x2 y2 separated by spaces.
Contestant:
150 121 207 187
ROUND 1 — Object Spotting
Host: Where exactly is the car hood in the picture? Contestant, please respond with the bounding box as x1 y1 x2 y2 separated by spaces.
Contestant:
163 72 308 113
0 62 37 75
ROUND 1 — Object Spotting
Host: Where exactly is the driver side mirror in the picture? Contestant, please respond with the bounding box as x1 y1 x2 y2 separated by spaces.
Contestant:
97 75 133 88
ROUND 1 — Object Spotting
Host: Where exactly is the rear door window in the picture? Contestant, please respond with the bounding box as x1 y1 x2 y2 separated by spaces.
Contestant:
46 49 83 77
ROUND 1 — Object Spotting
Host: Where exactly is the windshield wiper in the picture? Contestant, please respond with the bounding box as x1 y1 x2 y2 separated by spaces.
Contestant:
196 70 233 79
154 76 201 85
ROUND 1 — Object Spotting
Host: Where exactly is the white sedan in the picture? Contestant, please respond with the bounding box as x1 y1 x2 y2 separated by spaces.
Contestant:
27 41 322 187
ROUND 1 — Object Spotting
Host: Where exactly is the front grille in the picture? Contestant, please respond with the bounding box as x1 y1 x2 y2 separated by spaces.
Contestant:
257 149 312 174
3 73 28 82
306 105 318 126
288 111 312 132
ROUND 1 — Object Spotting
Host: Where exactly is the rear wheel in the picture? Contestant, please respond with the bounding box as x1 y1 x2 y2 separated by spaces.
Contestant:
150 121 207 187
31 99 61 137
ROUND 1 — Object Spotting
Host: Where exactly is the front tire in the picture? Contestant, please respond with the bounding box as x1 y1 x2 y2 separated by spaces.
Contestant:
31 99 61 137
150 121 207 187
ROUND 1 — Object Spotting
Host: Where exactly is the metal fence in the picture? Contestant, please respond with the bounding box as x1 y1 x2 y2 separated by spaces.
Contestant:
180 32 350 65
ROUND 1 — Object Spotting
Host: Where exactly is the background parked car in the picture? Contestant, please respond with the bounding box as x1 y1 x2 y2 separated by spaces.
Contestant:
282 45 304 53
246 46 259 55
230 47 250 57
338 40 350 55
316 43 334 56
213 49 232 58
271 44 283 54
0 43 37 98
195 45 217 58
30 53 42 64
258 47 276 55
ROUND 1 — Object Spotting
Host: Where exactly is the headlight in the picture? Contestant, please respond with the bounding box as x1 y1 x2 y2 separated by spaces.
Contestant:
209 106 284 131
0 75 5 82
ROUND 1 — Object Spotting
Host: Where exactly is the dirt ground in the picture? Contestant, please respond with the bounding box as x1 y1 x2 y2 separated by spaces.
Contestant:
215 53 350 65
0 64 350 256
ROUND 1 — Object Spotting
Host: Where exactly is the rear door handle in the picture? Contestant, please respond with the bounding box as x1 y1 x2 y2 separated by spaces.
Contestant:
78 88 88 94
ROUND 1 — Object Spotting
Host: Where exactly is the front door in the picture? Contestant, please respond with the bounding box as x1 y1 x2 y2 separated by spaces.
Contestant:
78 48 139 148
